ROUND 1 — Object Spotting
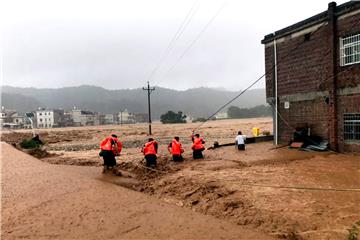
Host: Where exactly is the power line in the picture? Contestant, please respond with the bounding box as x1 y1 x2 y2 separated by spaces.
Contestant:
192 20 330 132
146 0 200 83
160 2 227 81
194 73 265 131
193 11 360 139
193 23 325 131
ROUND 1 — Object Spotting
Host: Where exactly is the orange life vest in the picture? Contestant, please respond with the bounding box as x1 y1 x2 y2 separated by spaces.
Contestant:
192 137 204 150
100 137 113 150
171 139 182 155
100 137 122 155
143 141 157 155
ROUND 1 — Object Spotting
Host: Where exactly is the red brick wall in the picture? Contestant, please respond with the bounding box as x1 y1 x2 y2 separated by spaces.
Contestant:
264 46 274 99
264 9 360 152
336 13 360 88
337 94 360 152
264 24 331 98
336 13 360 152
277 98 329 143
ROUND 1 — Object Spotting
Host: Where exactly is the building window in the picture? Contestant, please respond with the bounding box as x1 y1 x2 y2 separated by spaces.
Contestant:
340 33 360 66
344 113 360 141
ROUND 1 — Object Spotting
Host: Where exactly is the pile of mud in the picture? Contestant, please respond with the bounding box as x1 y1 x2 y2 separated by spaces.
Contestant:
152 178 299 238
116 157 181 181
22 147 55 159
114 158 305 239
41 155 102 166
47 144 99 151
1 132 37 145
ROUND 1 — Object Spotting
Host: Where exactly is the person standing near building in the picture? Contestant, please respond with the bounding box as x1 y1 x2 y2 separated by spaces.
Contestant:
191 133 205 159
99 134 122 173
168 136 184 162
141 138 158 168
235 131 246 150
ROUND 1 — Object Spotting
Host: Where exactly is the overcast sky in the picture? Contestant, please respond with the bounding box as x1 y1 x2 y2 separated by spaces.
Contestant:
0 0 347 91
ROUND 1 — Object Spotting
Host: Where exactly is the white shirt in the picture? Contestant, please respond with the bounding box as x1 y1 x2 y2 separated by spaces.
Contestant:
235 135 246 145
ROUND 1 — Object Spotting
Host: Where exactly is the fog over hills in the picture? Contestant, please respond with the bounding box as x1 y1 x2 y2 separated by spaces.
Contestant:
1 85 266 119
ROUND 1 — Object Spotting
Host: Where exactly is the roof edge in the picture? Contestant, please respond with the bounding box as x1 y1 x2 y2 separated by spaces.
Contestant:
261 1 360 44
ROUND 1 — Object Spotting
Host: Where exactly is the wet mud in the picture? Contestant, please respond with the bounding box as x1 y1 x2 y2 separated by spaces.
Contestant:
2 118 360 239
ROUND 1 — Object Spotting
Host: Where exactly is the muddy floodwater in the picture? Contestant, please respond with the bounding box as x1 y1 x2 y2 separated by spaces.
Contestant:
2 118 360 239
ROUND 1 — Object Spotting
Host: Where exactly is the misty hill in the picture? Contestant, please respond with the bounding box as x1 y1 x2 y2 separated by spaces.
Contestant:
1 85 266 119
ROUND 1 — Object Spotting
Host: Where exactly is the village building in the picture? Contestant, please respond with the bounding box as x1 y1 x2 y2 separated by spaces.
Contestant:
214 112 228 120
0 110 7 128
134 113 149 123
117 109 135 124
104 114 115 125
62 112 74 127
71 109 97 126
0 108 25 129
36 109 65 128
185 115 194 123
11 113 25 126
262 1 360 152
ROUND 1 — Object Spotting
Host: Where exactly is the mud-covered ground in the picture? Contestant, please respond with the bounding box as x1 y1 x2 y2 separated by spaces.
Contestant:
2 117 360 239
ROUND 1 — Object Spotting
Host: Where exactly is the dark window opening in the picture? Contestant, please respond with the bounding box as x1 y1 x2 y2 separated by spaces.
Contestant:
344 113 360 141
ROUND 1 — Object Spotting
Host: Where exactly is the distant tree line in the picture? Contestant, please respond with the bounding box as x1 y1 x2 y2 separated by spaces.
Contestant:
160 111 187 124
227 105 272 119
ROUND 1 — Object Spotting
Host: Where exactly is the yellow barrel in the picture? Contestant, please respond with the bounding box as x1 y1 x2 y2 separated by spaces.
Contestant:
252 127 260 137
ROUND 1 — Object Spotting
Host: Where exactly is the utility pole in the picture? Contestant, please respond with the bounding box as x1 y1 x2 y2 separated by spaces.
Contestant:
120 110 123 125
143 81 155 135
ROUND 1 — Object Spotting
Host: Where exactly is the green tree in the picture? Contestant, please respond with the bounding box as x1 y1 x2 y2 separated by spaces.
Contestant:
160 111 187 124
227 105 272 119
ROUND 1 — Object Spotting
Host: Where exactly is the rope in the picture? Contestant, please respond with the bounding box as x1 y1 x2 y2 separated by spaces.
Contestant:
225 181 360 192
132 162 170 174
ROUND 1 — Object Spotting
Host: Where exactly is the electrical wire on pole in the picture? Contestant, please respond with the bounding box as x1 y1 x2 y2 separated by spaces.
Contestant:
146 0 200 84
191 19 330 133
192 12 360 134
160 2 227 82
143 82 155 135
141 1 200 136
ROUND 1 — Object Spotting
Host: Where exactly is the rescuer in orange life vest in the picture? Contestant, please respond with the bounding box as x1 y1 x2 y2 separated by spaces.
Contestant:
191 133 205 159
99 134 122 173
167 136 184 162
141 138 159 168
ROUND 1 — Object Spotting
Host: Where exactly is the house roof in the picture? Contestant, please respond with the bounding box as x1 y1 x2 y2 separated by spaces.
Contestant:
80 110 94 115
261 1 360 44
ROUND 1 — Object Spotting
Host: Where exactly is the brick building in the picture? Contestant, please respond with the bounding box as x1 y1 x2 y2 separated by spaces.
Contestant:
262 1 360 152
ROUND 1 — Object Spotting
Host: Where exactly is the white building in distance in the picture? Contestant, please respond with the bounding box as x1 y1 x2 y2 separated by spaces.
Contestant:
36 109 54 128
118 109 135 124
36 109 65 128
214 112 228 120
104 114 115 125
